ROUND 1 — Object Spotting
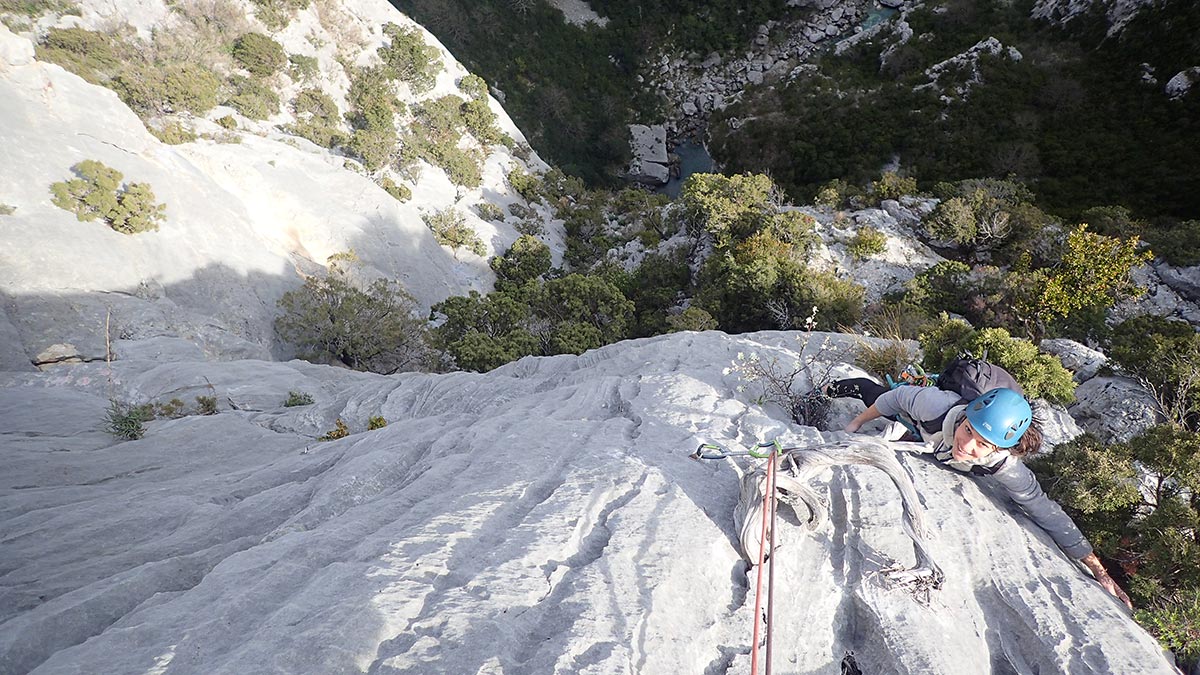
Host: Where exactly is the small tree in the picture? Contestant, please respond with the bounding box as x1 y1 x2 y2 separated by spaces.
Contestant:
275 263 430 374
490 235 550 290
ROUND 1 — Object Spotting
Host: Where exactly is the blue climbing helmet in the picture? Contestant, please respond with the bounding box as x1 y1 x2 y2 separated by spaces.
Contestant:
964 387 1032 449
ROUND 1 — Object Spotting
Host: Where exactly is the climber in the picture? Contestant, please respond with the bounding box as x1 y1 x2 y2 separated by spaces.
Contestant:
829 380 1134 609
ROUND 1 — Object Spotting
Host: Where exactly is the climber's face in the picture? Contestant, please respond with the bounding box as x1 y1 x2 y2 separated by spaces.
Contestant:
952 419 998 462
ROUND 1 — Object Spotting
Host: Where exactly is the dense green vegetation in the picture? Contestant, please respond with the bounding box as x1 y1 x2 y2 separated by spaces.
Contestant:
711 0 1200 231
390 0 807 183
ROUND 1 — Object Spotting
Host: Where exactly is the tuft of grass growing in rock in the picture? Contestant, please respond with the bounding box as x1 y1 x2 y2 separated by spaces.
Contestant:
195 395 218 415
0 204 15 216
104 400 152 440
284 391 314 406
368 416 387 430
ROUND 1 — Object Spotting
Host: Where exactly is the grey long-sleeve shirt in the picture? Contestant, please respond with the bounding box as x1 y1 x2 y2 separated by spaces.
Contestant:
873 386 1094 559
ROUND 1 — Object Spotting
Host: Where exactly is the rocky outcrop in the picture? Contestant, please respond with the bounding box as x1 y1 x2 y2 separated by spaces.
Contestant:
627 124 670 185
1069 375 1160 444
1031 0 1157 36
644 0 873 138
1112 264 1200 327
0 2 561 368
1166 67 1200 100
0 331 1177 674
914 37 1023 104
1041 338 1107 383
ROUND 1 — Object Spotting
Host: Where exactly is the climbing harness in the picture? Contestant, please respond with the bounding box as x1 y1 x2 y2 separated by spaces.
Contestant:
692 439 789 675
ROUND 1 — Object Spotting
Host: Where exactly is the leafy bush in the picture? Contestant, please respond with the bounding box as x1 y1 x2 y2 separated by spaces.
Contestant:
1136 590 1200 663
318 418 350 441
50 160 166 234
223 74 280 119
475 202 505 221
905 261 972 314
870 171 918 202
284 391 315 406
113 62 222 115
149 120 196 145
293 88 339 121
275 262 431 374
216 115 238 129
0 204 15 216
288 53 319 82
1107 315 1200 429
368 416 388 430
250 0 309 30
667 306 718 332
378 22 441 94
490 235 550 290
1035 225 1151 324
35 27 123 84
508 168 542 203
401 95 485 186
847 227 887 260
424 208 486 258
1032 424 1200 659
379 177 411 202
1145 219 1200 267
919 318 1076 404
458 73 488 99
232 32 286 78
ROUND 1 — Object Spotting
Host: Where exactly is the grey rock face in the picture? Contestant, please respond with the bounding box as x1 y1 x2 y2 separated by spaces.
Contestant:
627 124 670 185
1040 338 1107 383
1033 399 1085 451
1165 68 1199 100
1070 376 1160 444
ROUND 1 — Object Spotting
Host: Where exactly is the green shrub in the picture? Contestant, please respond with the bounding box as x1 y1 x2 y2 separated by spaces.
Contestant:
348 128 395 169
149 120 196 145
379 177 411 202
113 62 222 115
1036 225 1152 324
223 74 280 119
35 27 122 84
216 115 238 130
286 121 346 149
0 204 15 216
508 168 542 203
514 217 544 237
870 171 918 201
667 306 719 332
318 418 350 440
293 88 338 121
476 202 505 221
368 416 388 430
919 318 1076 404
1146 219 1200 268
847 227 887 260
104 400 152 440
424 208 486 258
1136 590 1200 663
1 0 78 16
288 53 319 82
195 395 218 415
905 261 972 313
1108 315 1200 429
284 391 315 406
490 235 550 290
250 0 309 30
232 32 286 78
275 262 430 374
378 22 441 94
50 160 166 234
458 73 488 99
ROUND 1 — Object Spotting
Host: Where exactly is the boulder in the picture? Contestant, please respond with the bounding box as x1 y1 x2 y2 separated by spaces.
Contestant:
1165 67 1200 100
1040 338 1107 383
627 124 670 186
1069 376 1160 444
1033 399 1084 451
1153 260 1200 305
880 0 904 7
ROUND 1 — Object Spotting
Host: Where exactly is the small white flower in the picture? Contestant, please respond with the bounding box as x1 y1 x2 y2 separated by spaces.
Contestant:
722 367 731 375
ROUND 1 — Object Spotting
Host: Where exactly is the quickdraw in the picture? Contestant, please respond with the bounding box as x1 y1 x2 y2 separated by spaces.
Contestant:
692 438 786 675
